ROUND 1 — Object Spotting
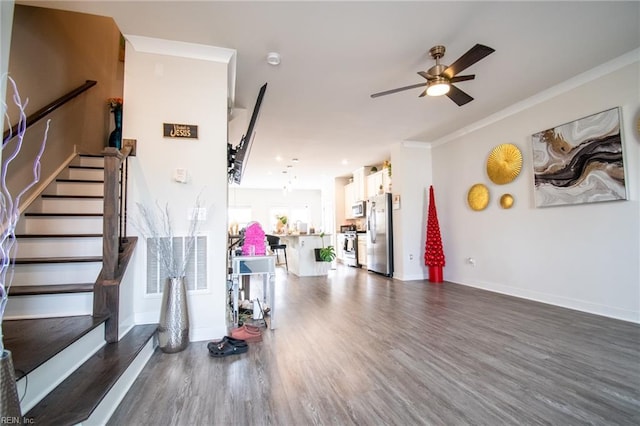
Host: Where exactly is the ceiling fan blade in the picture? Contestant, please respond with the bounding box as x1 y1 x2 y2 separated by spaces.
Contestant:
417 71 432 80
418 89 427 98
443 44 495 78
446 84 474 106
450 74 475 83
370 82 426 98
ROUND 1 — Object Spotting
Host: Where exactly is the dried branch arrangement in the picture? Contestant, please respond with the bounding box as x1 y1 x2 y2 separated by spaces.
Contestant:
134 196 203 279
1 77 49 352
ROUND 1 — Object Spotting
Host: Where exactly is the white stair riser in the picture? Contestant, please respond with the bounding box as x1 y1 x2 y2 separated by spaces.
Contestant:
11 262 102 286
16 216 103 234
15 237 103 258
45 181 104 197
3 292 93 319
62 168 104 181
17 323 105 414
27 198 104 214
85 336 157 425
76 156 105 168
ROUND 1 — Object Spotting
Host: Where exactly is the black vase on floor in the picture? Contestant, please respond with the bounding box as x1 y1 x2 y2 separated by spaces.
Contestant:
108 105 122 149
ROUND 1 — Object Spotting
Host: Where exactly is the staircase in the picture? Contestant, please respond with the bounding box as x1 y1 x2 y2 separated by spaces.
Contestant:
7 154 105 318
4 153 156 425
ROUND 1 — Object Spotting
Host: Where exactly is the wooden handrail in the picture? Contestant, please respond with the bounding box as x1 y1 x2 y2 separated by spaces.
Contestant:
3 79 97 142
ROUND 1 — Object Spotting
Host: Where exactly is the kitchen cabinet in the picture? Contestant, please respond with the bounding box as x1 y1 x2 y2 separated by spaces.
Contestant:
336 233 345 262
366 169 391 198
366 171 383 198
344 183 355 218
352 167 366 202
357 234 367 267
279 234 332 277
382 169 391 192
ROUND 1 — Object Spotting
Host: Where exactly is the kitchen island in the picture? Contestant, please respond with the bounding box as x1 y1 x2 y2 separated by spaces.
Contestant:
279 234 333 277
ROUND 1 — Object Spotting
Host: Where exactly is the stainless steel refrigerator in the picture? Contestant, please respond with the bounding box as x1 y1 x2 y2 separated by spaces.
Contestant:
366 193 393 276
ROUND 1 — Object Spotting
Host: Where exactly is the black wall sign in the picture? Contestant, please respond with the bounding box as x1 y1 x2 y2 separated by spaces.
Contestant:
163 123 198 139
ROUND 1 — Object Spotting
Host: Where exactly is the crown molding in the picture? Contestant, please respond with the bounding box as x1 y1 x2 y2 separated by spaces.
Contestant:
432 48 640 147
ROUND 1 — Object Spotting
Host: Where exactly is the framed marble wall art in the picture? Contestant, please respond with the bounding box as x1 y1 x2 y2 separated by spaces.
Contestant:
531 107 627 207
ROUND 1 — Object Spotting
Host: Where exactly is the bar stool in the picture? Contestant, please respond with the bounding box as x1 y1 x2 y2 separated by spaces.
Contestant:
266 234 288 271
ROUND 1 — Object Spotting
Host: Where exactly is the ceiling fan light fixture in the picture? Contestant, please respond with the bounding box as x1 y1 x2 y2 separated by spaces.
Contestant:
426 77 450 97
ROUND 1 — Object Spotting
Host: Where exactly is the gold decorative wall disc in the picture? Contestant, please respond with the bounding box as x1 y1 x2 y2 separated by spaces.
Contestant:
468 183 490 211
486 143 523 184
500 193 514 209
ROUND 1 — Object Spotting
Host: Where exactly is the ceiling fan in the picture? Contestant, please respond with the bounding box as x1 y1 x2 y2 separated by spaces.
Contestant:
370 44 495 106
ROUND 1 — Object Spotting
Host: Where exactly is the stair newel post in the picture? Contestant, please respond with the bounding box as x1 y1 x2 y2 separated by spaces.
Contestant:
119 141 135 250
96 147 123 343
102 148 122 279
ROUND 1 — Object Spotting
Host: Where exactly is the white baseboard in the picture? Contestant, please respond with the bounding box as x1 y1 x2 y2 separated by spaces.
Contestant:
454 279 640 324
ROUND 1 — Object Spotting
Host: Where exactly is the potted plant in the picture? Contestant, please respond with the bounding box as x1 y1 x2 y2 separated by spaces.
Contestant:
314 232 336 262
276 214 287 234
383 160 392 177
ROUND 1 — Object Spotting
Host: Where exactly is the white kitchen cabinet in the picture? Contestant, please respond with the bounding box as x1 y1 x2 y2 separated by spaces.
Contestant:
366 169 392 197
344 182 354 218
382 169 391 192
336 233 346 261
357 234 367 267
366 171 383 198
352 167 366 202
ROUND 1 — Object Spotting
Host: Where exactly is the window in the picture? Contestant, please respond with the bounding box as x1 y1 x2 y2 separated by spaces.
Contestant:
228 206 252 232
269 207 288 233
269 206 310 233
290 206 310 225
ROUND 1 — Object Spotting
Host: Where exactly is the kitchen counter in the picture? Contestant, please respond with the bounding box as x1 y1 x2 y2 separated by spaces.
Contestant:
279 234 333 276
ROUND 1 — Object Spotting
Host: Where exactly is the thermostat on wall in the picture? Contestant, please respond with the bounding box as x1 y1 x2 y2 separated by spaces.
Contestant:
174 168 187 183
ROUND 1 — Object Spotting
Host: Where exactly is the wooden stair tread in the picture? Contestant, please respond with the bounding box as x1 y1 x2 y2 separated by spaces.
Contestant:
3 315 108 379
25 212 103 217
69 165 104 170
40 194 104 199
15 233 103 238
9 283 94 296
56 178 104 183
15 256 102 264
25 324 158 425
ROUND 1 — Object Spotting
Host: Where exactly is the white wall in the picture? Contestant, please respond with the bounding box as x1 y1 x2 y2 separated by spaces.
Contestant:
389 142 432 280
229 187 323 233
123 36 234 340
432 56 639 323
0 0 14 121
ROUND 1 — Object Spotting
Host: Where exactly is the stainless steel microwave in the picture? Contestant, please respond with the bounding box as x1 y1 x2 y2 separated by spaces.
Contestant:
352 201 366 218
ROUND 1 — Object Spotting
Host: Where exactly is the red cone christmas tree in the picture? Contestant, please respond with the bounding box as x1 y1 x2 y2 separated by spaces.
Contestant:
425 185 445 283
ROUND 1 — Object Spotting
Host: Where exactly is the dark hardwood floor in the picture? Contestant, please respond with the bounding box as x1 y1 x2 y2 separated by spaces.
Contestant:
5 315 106 379
108 265 640 425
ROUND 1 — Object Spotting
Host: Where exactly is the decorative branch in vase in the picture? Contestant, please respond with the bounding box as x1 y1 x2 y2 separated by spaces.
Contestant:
134 198 202 279
133 196 205 353
1 76 50 416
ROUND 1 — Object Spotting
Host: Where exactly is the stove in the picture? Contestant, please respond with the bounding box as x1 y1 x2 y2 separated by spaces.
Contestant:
343 230 358 267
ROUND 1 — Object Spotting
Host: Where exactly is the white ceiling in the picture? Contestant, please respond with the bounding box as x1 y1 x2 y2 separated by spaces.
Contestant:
21 1 640 189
